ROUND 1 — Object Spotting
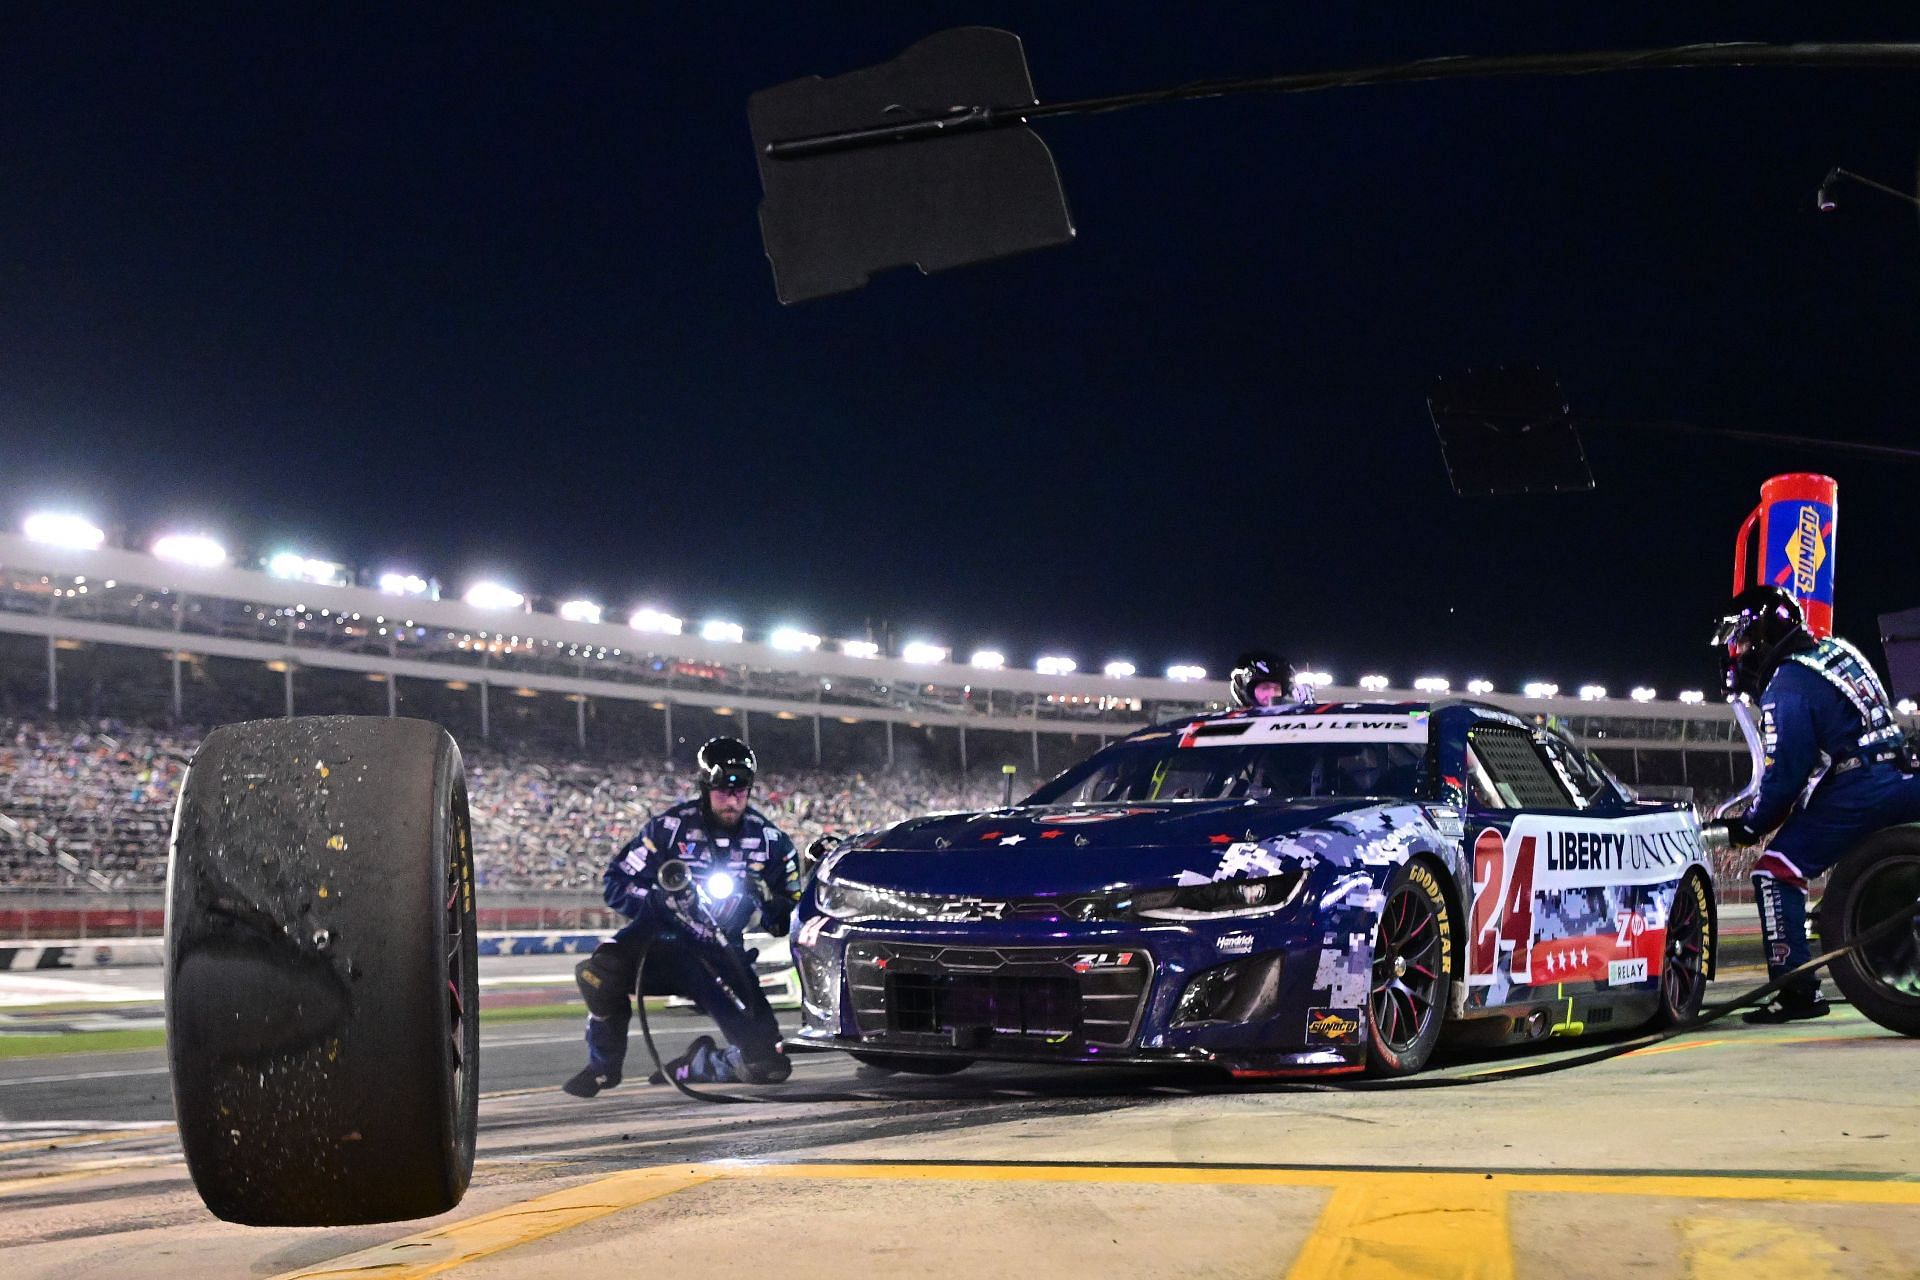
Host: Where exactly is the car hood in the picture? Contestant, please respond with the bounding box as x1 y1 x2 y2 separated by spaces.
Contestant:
822 798 1393 898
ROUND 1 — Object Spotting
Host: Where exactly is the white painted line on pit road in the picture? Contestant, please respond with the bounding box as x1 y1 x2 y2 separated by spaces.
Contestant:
0 1032 591 1087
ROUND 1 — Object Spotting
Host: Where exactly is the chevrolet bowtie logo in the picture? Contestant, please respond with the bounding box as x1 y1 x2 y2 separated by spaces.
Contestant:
938 897 1006 920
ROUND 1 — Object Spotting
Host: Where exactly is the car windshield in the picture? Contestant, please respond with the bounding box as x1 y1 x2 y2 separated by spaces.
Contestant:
1025 738 1430 805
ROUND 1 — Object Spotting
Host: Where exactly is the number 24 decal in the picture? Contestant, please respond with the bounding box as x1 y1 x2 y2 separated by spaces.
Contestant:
1469 828 1536 981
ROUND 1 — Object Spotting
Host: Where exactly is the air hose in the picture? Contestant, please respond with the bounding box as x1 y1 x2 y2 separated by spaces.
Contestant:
633 901 1920 1105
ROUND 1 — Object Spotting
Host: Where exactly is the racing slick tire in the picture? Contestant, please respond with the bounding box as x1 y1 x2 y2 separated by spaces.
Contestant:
1652 871 1713 1028
1364 859 1454 1077
165 717 479 1225
1817 825 1920 1037
850 1051 975 1075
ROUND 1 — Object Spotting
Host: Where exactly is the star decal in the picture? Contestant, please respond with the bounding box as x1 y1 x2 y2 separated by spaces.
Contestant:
1208 834 1233 845
999 834 1027 846
977 830 1003 841
1039 830 1066 839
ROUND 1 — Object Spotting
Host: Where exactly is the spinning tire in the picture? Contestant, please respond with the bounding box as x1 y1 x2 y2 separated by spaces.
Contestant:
1817 825 1920 1038
166 717 478 1225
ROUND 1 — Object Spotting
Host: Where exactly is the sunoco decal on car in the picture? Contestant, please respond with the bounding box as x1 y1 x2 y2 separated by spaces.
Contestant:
1179 716 1427 747
1305 1007 1362 1045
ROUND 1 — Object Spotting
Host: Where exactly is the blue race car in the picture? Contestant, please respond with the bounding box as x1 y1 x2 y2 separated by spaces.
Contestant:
789 701 1716 1078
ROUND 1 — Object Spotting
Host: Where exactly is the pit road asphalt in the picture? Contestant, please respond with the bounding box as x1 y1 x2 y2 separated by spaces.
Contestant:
1 959 1916 1279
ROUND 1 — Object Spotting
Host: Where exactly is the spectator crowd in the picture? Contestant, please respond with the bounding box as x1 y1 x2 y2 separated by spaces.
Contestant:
0 720 1011 893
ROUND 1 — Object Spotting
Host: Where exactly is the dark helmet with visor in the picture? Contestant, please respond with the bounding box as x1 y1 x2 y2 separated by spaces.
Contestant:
695 736 756 792
1712 585 1813 698
1229 650 1292 708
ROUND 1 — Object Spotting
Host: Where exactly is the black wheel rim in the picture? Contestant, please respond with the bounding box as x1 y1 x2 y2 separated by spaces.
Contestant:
1662 877 1708 1014
1371 884 1443 1054
1845 853 1920 1002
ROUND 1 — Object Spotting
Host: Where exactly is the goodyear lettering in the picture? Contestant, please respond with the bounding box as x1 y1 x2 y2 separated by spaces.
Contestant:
1407 862 1455 968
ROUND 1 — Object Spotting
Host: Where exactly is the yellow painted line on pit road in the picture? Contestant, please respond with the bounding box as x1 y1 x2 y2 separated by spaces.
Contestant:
1683 1215 1848 1279
264 1160 1920 1280
268 1165 713 1280
1283 1177 1511 1280
0 1125 172 1156
1622 1038 1729 1058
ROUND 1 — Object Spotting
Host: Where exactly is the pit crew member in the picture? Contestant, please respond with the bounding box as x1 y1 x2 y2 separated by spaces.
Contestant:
563 737 800 1094
1712 586 1920 1023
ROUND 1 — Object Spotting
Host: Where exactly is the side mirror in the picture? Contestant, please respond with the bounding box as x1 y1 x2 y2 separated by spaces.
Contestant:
801 833 844 877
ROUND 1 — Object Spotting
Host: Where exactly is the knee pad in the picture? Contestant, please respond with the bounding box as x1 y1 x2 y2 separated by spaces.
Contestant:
575 950 635 1021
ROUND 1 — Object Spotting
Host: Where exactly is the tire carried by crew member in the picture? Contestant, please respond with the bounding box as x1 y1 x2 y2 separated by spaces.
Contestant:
1816 824 1920 1037
166 716 479 1226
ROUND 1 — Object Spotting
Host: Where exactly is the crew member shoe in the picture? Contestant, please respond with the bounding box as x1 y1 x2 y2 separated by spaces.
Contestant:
649 1034 718 1085
1741 993 1831 1025
562 1066 622 1098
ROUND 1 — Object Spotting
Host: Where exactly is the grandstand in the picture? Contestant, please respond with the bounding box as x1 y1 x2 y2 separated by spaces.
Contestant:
5 527 1917 928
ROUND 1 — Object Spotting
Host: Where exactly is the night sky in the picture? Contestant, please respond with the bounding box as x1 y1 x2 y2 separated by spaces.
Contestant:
4 5 1918 693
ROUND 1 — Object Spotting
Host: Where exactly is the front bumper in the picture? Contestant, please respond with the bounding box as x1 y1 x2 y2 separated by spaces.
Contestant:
789 914 1370 1077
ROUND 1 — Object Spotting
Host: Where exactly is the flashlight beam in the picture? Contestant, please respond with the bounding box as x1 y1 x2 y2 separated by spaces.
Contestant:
767 42 1920 160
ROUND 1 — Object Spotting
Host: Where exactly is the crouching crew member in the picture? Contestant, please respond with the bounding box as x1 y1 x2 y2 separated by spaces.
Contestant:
563 737 800 1095
1712 586 1920 1023
1230 650 1296 709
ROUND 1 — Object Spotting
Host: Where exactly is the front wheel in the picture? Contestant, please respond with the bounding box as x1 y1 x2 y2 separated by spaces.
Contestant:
1652 871 1713 1027
1817 825 1920 1037
1365 860 1454 1076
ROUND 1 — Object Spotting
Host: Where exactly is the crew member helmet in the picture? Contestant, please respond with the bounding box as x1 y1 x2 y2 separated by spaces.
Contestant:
695 736 756 792
1712 585 1812 698
1229 650 1292 709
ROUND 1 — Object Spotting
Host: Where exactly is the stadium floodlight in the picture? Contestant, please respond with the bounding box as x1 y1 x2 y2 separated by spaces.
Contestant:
23 512 105 550
629 607 684 635
1579 684 1608 701
268 552 348 586
701 619 745 644
1465 678 1495 695
770 626 822 652
152 533 227 568
379 571 431 597
970 650 1006 670
1358 674 1390 692
1523 682 1560 699
1630 686 1658 703
1413 676 1450 694
1295 670 1333 688
1035 655 1077 676
1678 689 1707 705
1103 660 1136 678
464 581 525 610
1165 663 1207 681
558 599 604 624
1897 698 1918 716
841 639 880 658
901 641 948 664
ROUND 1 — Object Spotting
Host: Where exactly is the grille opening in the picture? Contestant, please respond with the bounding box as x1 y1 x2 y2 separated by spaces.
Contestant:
888 972 1082 1038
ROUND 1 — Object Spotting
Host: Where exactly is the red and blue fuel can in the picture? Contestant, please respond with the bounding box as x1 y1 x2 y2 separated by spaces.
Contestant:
1732 473 1838 638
